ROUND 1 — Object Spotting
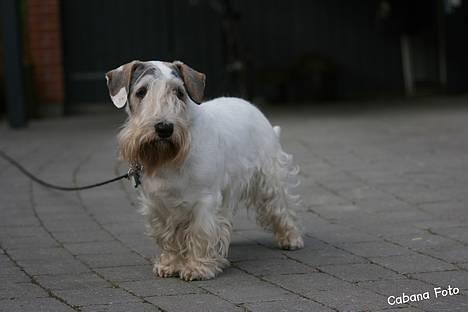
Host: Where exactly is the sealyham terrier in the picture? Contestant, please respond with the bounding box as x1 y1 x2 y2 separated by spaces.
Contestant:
105 60 304 281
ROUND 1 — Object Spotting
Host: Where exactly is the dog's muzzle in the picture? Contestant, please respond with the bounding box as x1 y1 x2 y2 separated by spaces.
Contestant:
155 122 174 139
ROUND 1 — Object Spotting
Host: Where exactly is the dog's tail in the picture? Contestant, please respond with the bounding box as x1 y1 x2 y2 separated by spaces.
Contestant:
273 126 281 138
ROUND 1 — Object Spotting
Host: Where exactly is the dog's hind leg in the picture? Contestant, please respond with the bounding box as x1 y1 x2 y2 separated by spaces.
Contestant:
251 150 304 250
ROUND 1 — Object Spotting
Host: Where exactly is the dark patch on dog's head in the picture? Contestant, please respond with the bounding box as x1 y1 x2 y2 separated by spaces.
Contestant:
127 64 161 112
171 69 181 79
130 65 160 89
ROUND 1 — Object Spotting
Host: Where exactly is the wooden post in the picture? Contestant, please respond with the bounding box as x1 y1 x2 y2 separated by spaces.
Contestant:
400 35 414 96
1 0 27 128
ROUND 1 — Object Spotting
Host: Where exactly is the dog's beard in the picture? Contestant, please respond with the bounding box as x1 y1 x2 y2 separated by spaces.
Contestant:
118 124 190 176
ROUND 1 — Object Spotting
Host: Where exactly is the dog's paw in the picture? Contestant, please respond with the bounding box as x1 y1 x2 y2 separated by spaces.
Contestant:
179 264 217 281
153 263 178 278
277 232 304 251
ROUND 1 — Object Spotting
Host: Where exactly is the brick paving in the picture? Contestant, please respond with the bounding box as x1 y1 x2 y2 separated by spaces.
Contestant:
1 97 468 311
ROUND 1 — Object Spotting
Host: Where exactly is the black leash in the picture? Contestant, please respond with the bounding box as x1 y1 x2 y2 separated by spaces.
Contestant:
0 149 142 191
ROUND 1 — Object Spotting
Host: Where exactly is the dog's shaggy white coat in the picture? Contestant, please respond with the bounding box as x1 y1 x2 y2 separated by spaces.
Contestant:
106 60 303 280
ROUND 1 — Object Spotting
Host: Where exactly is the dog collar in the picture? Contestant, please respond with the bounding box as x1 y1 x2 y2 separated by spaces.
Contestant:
127 164 142 188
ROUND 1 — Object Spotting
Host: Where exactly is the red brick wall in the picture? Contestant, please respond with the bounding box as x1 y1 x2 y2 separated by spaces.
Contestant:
27 0 65 108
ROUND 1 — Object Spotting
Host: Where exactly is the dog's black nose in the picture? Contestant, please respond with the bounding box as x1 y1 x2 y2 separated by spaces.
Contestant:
155 122 174 138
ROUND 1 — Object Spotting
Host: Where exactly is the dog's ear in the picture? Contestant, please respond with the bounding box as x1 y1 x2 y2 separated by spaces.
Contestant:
173 61 206 104
105 61 141 109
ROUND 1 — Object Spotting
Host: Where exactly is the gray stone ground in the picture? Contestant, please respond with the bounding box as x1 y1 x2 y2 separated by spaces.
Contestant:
1 97 468 312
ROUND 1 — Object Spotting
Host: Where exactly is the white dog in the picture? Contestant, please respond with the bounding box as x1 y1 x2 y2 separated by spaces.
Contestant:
106 60 303 281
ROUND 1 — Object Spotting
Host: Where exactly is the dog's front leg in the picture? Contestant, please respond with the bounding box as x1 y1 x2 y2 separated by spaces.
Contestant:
179 193 231 281
153 251 183 278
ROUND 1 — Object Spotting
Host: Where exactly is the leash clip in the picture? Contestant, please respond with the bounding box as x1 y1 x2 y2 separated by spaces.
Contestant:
127 164 142 188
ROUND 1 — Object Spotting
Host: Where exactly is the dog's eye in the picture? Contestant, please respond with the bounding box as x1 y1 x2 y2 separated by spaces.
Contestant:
175 87 185 100
135 87 147 99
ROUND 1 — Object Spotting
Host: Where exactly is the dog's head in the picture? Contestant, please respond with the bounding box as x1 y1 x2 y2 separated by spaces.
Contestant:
105 60 205 175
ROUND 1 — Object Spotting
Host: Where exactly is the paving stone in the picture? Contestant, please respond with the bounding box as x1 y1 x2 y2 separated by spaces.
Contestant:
80 302 160 312
309 226 381 245
0 282 49 300
146 293 242 312
0 226 48 239
410 271 468 290
307 204 368 225
319 263 404 282
0 216 41 227
204 279 293 304
375 308 423 312
419 202 468 222
64 241 129 255
39 213 91 225
432 227 468 244
195 268 292 304
78 252 149 268
307 283 389 311
370 254 456 274
52 230 115 243
339 241 413 257
120 278 205 297
94 265 154 282
1 235 59 250
274 273 392 311
358 278 432 298
295 212 337 232
0 257 20 275
421 245 468 264
193 267 255 286
360 223 427 237
0 297 75 312
414 293 468 312
55 287 141 306
228 244 287 262
235 258 315 276
264 272 350 295
102 222 146 236
17 258 90 276
113 234 156 258
0 264 24 276
43 221 102 233
34 205 85 216
235 229 281 248
35 272 110 290
230 231 257 245
8 247 72 261
0 271 31 283
244 295 334 312
298 183 347 207
385 233 459 251
285 245 368 267
387 187 459 205
413 220 468 232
